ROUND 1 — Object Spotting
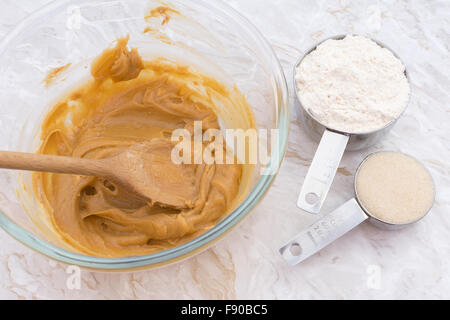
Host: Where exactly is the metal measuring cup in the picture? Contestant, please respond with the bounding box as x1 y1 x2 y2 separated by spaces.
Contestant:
280 151 435 266
294 35 410 214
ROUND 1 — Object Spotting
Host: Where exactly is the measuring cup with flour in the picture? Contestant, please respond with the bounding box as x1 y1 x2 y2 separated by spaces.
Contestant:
295 35 410 214
280 151 435 266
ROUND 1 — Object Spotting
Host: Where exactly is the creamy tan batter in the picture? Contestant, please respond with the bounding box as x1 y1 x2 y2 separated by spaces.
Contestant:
33 37 250 257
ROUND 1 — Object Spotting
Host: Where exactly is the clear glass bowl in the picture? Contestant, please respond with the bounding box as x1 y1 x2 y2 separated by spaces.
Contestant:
0 0 288 270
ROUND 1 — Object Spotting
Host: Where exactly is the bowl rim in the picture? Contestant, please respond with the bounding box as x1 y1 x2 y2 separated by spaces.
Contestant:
0 0 290 270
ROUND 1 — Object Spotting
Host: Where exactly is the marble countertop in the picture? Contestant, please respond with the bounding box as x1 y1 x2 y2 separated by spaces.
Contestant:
0 0 449 299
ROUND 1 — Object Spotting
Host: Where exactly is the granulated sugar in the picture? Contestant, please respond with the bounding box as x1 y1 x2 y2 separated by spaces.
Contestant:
356 152 434 224
295 35 410 133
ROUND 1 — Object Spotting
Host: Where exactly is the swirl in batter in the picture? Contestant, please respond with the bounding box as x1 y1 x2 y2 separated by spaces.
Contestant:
33 38 251 257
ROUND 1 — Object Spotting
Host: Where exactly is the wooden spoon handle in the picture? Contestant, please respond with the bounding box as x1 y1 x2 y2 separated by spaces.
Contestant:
0 150 108 177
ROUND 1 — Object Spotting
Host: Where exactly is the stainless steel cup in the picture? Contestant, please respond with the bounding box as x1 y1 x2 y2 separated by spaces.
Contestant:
280 151 435 266
295 35 410 214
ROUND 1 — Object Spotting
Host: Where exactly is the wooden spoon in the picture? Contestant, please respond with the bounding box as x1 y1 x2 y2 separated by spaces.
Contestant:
0 140 193 209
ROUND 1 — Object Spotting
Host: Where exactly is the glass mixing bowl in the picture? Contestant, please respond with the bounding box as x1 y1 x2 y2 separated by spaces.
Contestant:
0 0 288 270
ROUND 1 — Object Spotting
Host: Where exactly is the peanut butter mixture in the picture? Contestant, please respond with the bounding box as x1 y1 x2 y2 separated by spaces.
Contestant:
33 37 248 257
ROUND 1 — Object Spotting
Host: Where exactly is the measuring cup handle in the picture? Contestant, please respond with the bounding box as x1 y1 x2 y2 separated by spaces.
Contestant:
279 198 368 265
297 129 349 214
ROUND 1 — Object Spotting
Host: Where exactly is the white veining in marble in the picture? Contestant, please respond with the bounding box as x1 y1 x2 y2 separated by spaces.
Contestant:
0 0 449 299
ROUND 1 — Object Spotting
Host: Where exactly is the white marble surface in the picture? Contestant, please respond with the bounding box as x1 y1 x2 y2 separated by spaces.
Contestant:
0 0 449 299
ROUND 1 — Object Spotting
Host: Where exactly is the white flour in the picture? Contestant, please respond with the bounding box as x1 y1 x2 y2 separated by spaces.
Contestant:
295 35 410 133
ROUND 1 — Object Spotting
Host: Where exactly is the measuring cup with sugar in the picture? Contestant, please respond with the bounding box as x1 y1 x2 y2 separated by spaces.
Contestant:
280 151 435 266
294 35 410 214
